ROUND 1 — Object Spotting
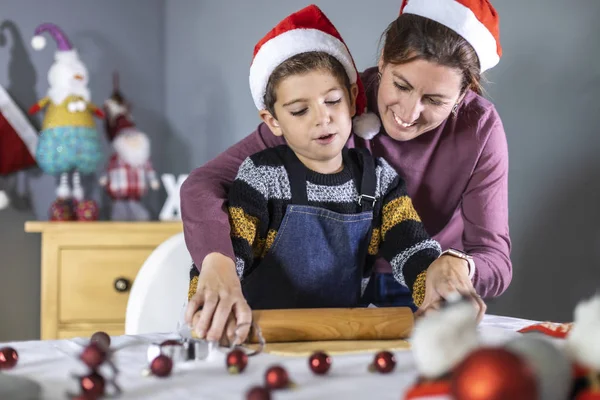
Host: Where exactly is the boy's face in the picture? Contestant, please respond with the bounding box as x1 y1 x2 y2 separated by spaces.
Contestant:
260 70 358 173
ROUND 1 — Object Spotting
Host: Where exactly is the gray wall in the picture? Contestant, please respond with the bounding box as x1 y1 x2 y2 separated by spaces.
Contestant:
0 0 166 341
1 0 598 340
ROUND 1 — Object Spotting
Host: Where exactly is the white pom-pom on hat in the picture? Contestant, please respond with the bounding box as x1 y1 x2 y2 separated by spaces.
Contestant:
411 300 479 378
565 293 600 370
31 35 46 50
353 110 381 140
0 190 10 210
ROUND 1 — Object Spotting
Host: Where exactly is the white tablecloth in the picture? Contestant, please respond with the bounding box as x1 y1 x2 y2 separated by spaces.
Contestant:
0 314 540 400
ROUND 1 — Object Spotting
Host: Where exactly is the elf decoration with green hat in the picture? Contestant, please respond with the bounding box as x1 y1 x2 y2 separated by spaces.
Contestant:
28 23 104 221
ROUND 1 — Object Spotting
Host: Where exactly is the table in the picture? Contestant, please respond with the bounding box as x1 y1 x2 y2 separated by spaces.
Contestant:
0 314 540 399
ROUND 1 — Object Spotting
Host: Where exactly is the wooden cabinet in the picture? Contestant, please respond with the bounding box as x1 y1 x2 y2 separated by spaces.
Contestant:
25 221 182 340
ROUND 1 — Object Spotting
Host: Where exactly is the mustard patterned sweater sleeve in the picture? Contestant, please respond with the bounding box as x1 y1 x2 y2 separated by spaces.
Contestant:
372 158 441 307
227 156 271 279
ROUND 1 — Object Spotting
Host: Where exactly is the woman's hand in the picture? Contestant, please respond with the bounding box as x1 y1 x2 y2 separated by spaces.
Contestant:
415 255 486 322
184 253 253 345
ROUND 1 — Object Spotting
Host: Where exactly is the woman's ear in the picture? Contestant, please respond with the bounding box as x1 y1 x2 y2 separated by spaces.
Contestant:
259 110 283 137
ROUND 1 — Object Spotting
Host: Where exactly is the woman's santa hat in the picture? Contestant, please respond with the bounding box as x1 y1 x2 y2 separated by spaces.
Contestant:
400 0 502 73
249 4 381 140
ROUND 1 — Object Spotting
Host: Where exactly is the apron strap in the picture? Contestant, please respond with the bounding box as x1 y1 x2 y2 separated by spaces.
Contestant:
345 148 377 212
283 148 310 205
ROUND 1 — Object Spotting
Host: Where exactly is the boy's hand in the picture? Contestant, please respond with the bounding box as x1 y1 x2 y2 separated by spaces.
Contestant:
415 255 486 322
185 253 252 344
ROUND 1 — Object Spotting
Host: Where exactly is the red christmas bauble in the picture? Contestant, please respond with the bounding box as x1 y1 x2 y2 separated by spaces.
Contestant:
80 343 107 369
369 351 396 374
226 348 248 374
90 331 111 349
246 386 271 400
0 346 18 370
80 372 105 397
151 354 173 377
452 347 537 400
308 351 331 375
265 365 290 390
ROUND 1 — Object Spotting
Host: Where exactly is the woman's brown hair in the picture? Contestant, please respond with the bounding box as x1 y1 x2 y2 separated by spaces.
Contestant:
381 14 483 94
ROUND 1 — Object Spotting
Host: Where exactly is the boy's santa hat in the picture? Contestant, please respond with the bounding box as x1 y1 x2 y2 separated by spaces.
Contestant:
400 0 502 73
0 84 38 210
249 4 381 140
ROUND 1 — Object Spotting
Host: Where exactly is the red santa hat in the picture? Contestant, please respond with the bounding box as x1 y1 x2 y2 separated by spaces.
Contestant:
400 0 502 73
249 4 381 140
0 84 38 210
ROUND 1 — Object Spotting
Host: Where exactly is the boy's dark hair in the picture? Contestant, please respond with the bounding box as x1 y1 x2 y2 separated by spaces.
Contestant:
263 51 351 117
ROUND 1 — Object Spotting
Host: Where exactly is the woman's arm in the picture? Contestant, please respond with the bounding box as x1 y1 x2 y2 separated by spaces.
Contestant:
180 122 285 269
462 112 512 298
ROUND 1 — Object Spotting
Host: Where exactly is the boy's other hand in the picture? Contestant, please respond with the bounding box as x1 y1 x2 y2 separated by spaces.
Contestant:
184 252 252 345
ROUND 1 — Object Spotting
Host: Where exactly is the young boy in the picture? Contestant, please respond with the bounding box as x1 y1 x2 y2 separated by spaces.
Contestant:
188 4 441 318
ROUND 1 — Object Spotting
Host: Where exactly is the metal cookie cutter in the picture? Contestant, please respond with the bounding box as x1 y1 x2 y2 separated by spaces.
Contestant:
146 321 265 363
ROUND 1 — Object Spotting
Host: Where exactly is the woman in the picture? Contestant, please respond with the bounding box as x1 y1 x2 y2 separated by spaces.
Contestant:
183 0 510 344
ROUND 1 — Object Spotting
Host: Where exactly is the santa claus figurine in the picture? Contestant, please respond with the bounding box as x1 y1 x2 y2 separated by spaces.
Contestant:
99 73 160 221
29 23 104 221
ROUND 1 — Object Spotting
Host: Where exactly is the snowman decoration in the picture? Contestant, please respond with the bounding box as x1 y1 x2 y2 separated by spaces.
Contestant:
29 23 104 221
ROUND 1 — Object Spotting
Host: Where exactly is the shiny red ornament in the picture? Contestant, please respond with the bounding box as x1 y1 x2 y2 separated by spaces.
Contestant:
90 331 111 349
0 346 18 370
80 343 107 369
308 351 331 375
80 372 105 397
246 386 272 400
265 365 291 390
369 351 396 374
226 348 248 374
150 354 173 377
452 347 537 400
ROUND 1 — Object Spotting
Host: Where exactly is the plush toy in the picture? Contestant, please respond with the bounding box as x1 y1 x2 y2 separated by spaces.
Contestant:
99 73 159 221
28 23 104 221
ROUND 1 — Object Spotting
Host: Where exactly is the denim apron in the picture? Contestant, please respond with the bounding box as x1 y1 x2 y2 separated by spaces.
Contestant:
360 273 417 311
242 149 377 310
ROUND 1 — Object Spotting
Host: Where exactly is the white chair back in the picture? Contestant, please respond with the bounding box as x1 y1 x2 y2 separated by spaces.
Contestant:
125 232 192 335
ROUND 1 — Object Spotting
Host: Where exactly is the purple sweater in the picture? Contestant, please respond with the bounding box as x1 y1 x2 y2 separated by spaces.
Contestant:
180 67 512 299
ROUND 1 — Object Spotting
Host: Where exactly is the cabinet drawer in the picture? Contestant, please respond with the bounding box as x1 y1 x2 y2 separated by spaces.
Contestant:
59 248 152 322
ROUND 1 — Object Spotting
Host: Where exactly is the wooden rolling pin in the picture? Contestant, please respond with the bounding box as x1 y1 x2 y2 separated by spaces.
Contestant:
247 307 414 344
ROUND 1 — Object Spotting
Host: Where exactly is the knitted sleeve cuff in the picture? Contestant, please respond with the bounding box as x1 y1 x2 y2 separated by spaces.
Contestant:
411 270 427 308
